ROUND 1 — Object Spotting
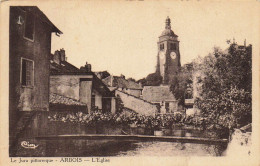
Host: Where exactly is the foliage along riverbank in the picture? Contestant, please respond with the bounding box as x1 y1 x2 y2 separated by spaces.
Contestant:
47 111 229 139
48 111 202 129
171 43 252 133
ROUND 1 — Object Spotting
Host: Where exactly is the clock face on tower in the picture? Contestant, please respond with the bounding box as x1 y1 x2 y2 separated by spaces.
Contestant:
170 51 177 60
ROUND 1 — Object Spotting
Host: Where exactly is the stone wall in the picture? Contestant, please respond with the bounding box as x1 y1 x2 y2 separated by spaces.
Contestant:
115 90 158 116
19 111 125 139
50 75 81 100
225 129 251 157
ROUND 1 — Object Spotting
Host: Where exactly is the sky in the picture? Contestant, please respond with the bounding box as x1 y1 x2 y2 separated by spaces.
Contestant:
37 1 258 80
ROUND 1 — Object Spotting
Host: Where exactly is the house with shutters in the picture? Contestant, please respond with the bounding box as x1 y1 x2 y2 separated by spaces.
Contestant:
9 6 62 156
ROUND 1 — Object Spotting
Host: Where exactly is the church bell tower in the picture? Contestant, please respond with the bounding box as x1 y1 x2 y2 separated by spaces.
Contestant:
156 16 181 84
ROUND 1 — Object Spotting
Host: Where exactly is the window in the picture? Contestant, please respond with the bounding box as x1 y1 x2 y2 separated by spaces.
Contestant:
24 12 35 41
21 58 34 87
165 102 169 113
185 87 193 99
91 94 96 110
170 43 177 50
160 43 164 50
154 103 161 113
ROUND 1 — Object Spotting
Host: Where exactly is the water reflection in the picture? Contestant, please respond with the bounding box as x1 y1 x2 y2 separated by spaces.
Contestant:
16 138 227 157
116 141 226 156
17 121 228 157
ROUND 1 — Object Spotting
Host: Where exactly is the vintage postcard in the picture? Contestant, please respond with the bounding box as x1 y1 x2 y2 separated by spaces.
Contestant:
0 0 260 166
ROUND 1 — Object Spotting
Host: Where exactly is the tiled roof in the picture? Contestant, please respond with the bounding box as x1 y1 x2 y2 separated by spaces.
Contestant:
49 93 86 106
103 76 142 90
50 55 94 76
94 71 110 79
50 59 81 74
142 86 176 102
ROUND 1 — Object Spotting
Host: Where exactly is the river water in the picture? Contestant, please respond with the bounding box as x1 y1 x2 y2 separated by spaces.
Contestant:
115 141 226 156
16 138 227 157
16 122 228 157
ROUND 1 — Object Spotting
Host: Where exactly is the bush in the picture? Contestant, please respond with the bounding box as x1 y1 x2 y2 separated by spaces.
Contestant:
48 111 204 130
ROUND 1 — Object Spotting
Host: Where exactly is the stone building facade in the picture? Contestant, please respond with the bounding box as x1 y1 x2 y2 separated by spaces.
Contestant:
9 6 62 156
50 50 115 113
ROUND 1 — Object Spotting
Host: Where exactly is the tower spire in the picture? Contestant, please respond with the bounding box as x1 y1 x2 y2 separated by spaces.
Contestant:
165 16 171 29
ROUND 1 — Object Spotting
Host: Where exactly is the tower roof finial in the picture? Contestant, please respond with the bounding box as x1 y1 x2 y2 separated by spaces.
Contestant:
165 16 171 29
160 16 177 37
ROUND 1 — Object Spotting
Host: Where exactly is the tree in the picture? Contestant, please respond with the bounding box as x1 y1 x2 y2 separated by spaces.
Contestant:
195 43 252 130
170 63 193 106
127 77 136 82
145 73 162 86
137 73 162 86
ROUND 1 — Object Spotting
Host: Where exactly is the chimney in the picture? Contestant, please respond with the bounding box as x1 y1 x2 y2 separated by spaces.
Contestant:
120 74 125 79
53 50 61 64
82 62 91 72
60 48 66 62
86 64 91 72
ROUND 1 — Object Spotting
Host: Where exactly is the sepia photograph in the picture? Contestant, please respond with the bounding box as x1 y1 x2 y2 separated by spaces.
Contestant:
1 0 260 165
